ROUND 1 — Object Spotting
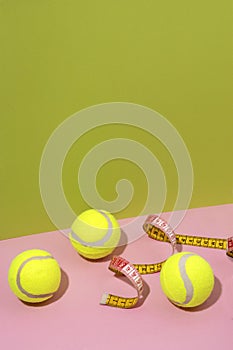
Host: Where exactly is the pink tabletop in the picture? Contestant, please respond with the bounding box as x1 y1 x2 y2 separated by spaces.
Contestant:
1 204 233 350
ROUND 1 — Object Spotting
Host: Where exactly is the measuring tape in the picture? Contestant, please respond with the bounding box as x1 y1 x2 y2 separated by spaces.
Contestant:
100 256 143 308
101 214 233 308
135 214 233 275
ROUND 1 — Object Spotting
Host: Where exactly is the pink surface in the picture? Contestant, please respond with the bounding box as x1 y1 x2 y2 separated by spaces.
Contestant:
1 204 233 350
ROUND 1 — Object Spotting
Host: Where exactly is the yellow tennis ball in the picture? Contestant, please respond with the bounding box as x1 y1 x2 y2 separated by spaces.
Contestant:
8 249 61 303
160 252 214 308
69 209 121 259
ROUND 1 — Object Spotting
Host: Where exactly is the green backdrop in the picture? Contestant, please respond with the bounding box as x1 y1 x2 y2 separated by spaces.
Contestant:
0 0 232 239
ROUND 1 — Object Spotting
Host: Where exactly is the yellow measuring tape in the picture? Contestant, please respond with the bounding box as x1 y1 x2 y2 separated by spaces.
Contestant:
101 214 233 308
100 256 143 308
135 216 233 275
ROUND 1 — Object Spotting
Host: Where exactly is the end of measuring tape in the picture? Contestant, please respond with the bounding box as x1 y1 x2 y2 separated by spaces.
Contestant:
100 256 144 308
227 237 233 258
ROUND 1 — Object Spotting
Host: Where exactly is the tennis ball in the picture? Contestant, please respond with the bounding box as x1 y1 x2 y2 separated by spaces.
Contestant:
69 209 121 259
160 252 214 308
8 249 61 303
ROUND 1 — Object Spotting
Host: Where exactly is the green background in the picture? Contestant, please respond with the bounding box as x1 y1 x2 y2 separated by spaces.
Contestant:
0 0 232 240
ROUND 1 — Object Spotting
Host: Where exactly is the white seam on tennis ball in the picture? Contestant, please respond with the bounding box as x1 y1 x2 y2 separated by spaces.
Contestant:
172 253 195 306
70 210 114 247
17 256 55 299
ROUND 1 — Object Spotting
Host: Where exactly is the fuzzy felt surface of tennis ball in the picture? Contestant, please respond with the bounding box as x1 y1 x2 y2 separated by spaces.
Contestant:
69 209 121 259
8 249 61 303
160 252 214 307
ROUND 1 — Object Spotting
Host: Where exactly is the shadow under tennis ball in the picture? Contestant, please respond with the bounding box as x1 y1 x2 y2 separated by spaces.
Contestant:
173 275 222 312
21 268 69 307
103 228 128 260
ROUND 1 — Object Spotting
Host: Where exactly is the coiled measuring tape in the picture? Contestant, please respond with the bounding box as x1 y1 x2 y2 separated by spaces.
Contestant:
135 214 233 275
100 256 143 309
101 214 233 308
